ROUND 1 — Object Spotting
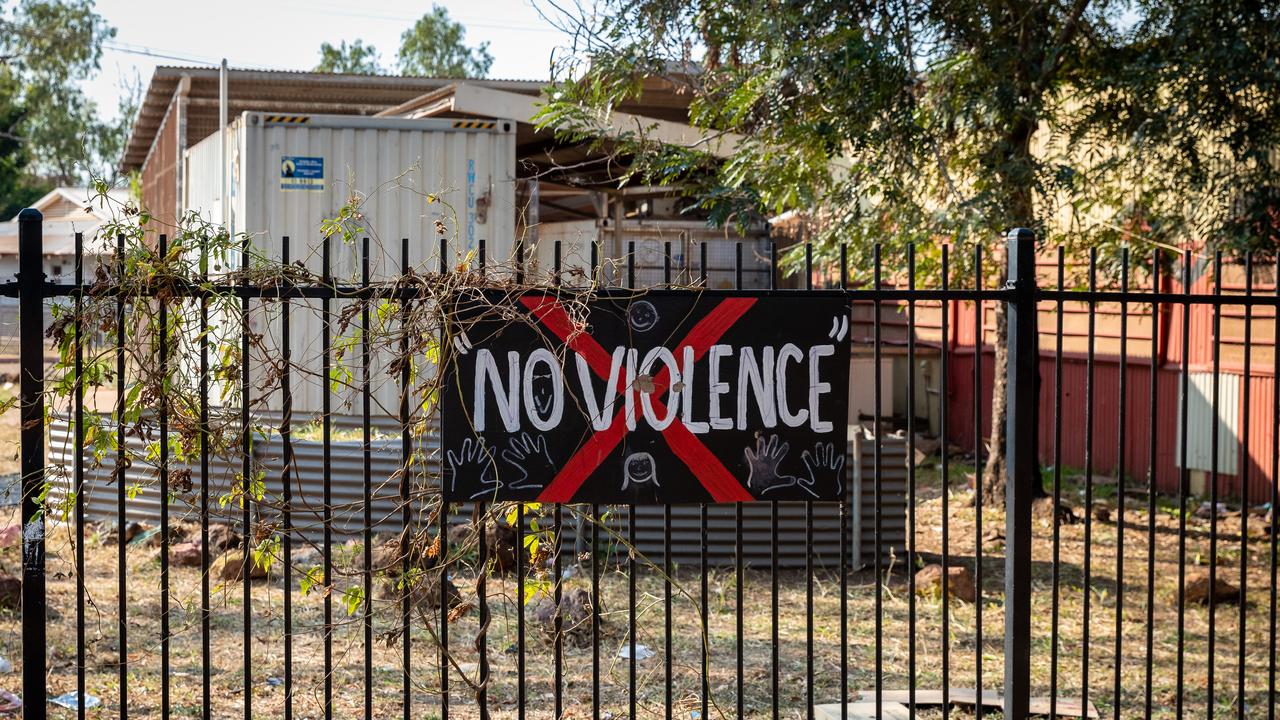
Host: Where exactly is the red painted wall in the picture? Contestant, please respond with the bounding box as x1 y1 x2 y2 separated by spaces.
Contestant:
938 266 1279 504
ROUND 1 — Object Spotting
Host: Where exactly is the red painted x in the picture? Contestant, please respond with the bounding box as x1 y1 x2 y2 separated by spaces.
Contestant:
519 294 757 503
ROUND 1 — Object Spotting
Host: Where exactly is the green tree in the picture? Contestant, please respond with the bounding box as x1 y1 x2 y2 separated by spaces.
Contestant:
540 0 1280 501
0 73 48 219
397 5 493 78
314 39 383 75
0 0 122 187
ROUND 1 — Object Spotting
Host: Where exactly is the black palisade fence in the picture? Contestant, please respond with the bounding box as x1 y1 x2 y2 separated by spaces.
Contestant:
4 210 1279 720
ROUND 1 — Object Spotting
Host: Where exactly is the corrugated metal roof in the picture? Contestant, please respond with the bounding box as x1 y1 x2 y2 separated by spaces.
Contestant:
0 220 116 257
122 66 547 171
0 187 127 257
378 75 696 125
380 82 740 161
11 187 129 222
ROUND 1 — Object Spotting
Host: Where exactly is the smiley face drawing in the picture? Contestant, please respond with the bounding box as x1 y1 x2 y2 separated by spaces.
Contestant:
627 300 659 332
529 362 557 418
622 452 659 490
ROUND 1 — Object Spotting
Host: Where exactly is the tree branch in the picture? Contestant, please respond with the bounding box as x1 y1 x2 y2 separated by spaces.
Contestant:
1039 0 1092 88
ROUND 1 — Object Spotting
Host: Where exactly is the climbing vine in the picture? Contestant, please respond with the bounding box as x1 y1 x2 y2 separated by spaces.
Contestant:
33 178 722 714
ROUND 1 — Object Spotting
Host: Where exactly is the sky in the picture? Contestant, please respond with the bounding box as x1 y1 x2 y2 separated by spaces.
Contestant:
82 0 579 122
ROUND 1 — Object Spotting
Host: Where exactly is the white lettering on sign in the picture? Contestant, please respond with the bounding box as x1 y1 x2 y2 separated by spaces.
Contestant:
736 346 775 430
680 346 709 434
776 343 808 428
522 348 564 431
707 344 733 431
577 347 625 431
475 349 520 432
471 343 838 434
808 344 835 433
639 347 680 431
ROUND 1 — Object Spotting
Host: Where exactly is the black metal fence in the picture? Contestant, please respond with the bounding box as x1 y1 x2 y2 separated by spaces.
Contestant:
6 208 1280 719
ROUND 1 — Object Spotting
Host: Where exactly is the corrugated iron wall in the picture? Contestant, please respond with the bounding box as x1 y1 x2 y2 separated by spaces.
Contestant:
47 419 906 568
140 91 182 238
1178 372 1241 475
941 259 1280 504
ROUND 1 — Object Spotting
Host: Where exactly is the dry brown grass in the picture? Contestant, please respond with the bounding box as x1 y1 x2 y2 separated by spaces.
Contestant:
0 460 1276 719
0 385 19 477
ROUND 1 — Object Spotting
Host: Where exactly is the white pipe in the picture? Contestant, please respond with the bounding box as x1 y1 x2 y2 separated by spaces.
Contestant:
219 58 228 229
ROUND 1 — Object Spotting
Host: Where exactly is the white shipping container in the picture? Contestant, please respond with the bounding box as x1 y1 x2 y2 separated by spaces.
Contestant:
183 112 517 418
185 112 517 273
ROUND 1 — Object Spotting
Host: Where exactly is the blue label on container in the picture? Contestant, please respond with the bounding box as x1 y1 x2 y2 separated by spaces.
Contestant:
280 156 324 191
466 158 476 249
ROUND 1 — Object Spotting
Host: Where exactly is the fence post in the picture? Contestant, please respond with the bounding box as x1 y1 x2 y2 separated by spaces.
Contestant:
1004 227 1036 720
17 207 46 720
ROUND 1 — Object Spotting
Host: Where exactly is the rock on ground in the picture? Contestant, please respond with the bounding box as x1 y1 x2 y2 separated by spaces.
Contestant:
377 569 462 611
914 563 977 603
486 519 518 574
1032 496 1081 526
103 521 148 545
531 587 594 646
1185 569 1240 605
440 518 518 574
207 524 241 552
170 541 203 567
211 549 270 582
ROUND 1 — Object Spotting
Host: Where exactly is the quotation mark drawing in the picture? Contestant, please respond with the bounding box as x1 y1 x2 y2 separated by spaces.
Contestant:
447 437 500 499
744 434 799 495
800 441 845 498
621 451 660 490
500 431 555 490
828 315 849 341
452 332 473 355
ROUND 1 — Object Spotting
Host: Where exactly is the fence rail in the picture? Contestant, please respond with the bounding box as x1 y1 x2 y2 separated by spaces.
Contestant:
5 208 1280 719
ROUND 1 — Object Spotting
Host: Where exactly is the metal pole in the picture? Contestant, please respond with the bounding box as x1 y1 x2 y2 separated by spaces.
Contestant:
219 58 228 227
18 207 46 720
527 177 539 253
1003 227 1036 720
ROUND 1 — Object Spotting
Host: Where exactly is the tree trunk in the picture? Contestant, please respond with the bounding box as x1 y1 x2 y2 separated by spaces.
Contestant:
979 112 1047 507
980 287 1044 506
981 289 1009 505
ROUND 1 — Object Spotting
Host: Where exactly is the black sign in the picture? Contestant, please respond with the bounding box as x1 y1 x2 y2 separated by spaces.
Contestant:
441 290 852 503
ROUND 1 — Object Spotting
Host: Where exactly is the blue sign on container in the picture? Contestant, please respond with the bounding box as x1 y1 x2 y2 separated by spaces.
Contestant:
280 156 324 191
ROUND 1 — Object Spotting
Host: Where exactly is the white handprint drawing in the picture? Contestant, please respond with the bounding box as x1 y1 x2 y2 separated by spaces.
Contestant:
800 441 845 499
744 434 799 495
447 437 501 500
500 431 556 490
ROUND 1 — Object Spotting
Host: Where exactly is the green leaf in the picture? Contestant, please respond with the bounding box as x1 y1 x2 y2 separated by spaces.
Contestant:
252 536 280 574
300 565 325 596
342 585 365 616
522 579 550 605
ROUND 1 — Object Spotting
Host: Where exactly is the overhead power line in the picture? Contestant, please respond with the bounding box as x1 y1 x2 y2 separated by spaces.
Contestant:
102 41 220 67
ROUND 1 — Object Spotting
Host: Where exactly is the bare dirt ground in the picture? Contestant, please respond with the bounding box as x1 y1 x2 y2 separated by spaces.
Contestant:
0 456 1276 718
